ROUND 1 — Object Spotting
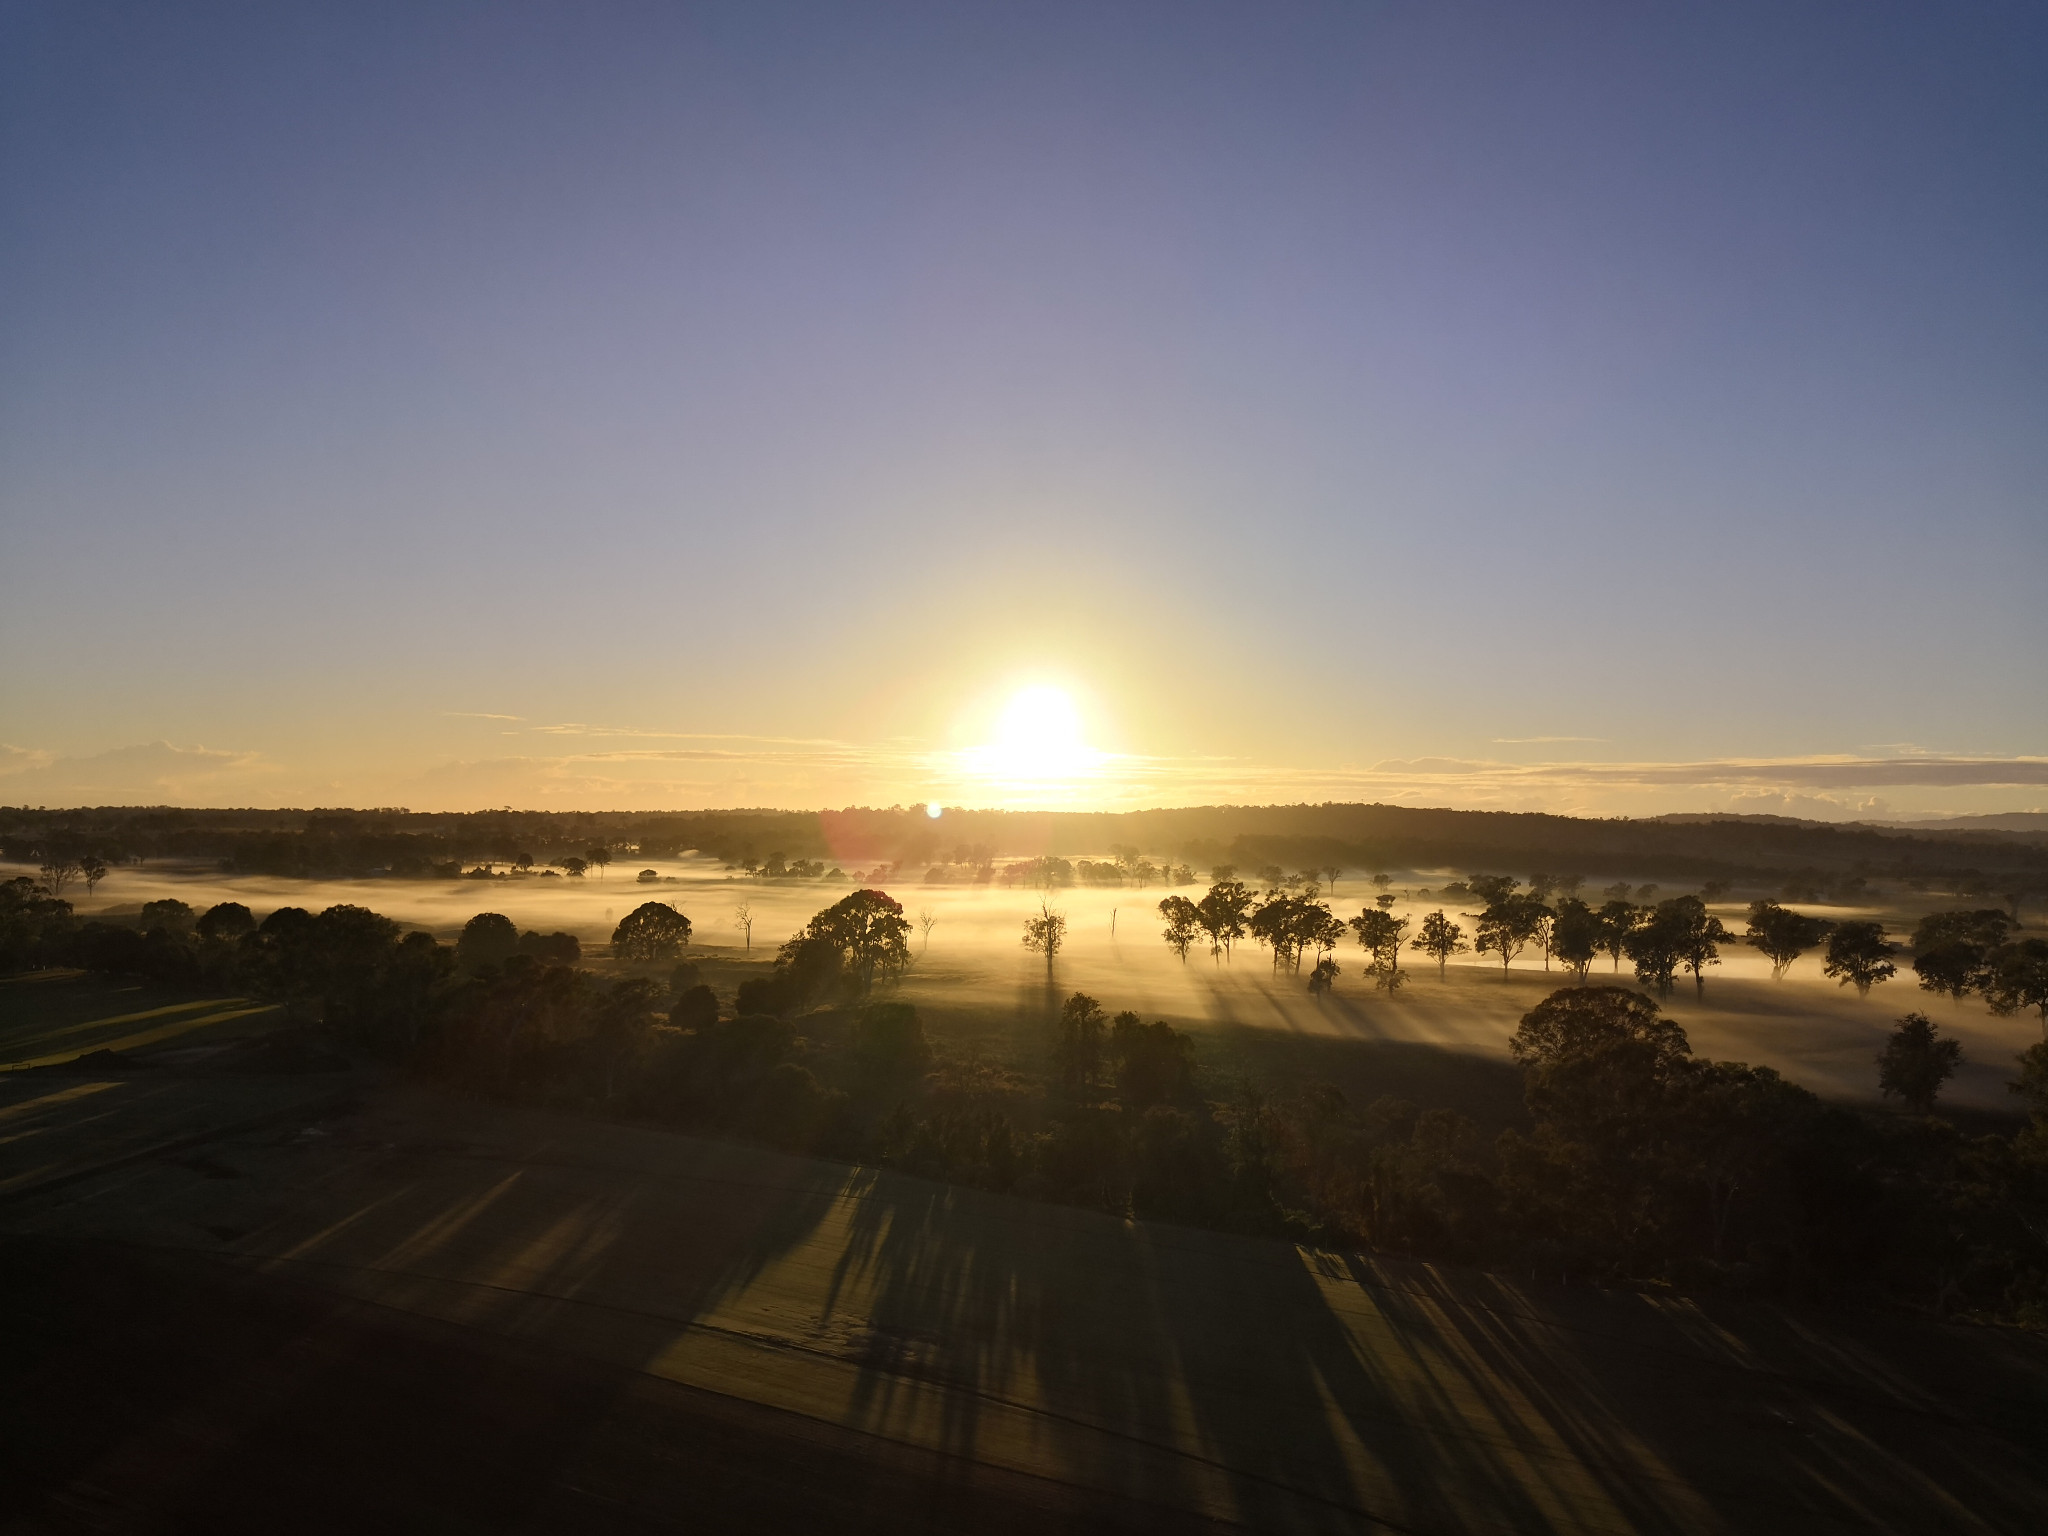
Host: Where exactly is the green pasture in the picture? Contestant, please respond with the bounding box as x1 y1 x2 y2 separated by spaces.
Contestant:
0 971 280 1070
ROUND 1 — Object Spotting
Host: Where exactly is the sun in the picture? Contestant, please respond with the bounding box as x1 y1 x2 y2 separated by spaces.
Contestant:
959 684 1102 785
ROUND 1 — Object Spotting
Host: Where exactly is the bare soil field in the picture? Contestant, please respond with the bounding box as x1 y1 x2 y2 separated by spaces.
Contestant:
4 1061 2045 1534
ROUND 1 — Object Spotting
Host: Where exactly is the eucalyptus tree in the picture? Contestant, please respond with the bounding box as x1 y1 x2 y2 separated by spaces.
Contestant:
1665 895 1731 997
1350 908 1410 988
795 889 911 990
1022 901 1068 973
1910 910 2013 1000
1157 894 1202 961
1877 1013 1962 1115
1623 904 1684 998
1196 880 1254 961
1550 898 1600 983
1743 900 1833 980
1595 900 1638 973
1984 939 2048 1033
1474 892 1545 975
1410 910 1468 978
1824 921 1897 998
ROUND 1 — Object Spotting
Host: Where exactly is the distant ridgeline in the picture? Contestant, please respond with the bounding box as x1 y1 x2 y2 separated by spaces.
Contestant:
1 803 2045 887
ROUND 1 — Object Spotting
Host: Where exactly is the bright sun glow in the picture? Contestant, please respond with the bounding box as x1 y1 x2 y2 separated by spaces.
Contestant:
959 684 1103 785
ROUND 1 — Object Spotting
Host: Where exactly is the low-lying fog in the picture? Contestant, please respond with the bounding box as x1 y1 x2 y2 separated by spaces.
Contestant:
37 856 2038 1116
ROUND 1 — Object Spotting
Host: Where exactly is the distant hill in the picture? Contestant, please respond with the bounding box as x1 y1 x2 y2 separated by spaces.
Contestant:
1889 812 2048 834
4 801 2045 886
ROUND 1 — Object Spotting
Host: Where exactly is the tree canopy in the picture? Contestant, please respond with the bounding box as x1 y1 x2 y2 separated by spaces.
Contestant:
1743 900 1832 979
611 901 693 962
787 888 911 990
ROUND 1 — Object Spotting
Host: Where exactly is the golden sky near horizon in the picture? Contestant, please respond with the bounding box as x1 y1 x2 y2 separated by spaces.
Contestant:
3 679 2044 822
3 9 2043 820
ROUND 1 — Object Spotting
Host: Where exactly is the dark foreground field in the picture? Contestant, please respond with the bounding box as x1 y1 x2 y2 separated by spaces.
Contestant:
4 1051 2047 1535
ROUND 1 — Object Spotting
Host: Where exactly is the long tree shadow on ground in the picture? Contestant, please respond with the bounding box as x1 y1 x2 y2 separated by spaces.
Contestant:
814 1162 2048 1533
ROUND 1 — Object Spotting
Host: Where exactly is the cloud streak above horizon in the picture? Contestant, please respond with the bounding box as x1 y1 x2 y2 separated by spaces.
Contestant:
5 739 2042 822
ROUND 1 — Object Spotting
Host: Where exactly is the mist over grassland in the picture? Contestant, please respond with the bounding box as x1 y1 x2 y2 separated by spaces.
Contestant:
10 800 2045 1117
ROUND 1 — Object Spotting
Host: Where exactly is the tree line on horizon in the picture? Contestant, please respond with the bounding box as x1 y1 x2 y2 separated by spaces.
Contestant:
6 800 2044 900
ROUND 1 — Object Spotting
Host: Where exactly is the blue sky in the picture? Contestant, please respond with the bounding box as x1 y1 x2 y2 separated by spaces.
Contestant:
2 2 2043 814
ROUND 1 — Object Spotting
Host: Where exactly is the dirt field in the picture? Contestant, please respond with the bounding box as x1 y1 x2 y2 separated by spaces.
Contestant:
4 1059 2045 1534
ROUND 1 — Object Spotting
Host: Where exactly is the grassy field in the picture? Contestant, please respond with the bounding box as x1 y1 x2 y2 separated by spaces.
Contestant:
0 970 280 1071
4 1076 2044 1533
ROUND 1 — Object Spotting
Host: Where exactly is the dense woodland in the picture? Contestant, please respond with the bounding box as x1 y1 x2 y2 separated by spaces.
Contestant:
3 802 2045 891
6 871 2048 1327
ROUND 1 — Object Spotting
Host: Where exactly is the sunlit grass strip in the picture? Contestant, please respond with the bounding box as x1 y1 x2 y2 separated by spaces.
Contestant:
3 1001 280 1069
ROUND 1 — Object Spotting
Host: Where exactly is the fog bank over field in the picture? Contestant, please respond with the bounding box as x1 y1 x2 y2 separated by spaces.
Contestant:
37 849 2041 1117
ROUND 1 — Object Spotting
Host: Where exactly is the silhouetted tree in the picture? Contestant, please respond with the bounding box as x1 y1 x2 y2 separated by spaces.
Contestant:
1469 874 1519 905
1984 938 2048 1034
563 856 588 877
1595 900 1637 973
1350 908 1409 989
1474 893 1543 975
1824 921 1897 997
1196 880 1254 961
1744 900 1832 979
517 929 581 965
78 856 107 897
1253 892 1335 971
918 907 937 953
587 846 611 879
1623 904 1685 998
197 901 256 941
1023 901 1068 973
1877 1012 1962 1114
791 889 910 991
140 898 194 932
1503 986 1695 1265
1308 956 1340 999
732 900 753 950
1410 910 1468 978
458 912 521 971
1911 910 2013 1000
854 1000 931 1080
1550 897 1600 983
38 853 80 899
1157 895 1202 961
593 976 666 1098
612 901 693 962
1665 895 1730 997
1055 992 1106 1095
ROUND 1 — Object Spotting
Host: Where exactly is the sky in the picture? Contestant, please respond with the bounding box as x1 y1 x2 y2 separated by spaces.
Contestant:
2 1 2044 818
